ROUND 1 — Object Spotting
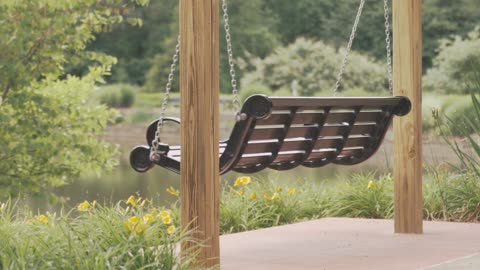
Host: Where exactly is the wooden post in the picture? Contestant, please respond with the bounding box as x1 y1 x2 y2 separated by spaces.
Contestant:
179 0 220 267
393 0 423 233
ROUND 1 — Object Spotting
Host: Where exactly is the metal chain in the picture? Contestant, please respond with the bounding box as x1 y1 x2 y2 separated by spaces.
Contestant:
333 0 366 96
222 0 243 121
150 35 180 161
384 0 394 95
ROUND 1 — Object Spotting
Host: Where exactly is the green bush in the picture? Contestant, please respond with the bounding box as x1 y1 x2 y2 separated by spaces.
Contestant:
241 38 388 96
98 84 137 108
424 28 480 94
239 83 273 103
324 173 394 219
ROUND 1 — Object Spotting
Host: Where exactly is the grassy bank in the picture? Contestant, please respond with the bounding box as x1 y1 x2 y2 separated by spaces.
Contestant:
2 167 480 269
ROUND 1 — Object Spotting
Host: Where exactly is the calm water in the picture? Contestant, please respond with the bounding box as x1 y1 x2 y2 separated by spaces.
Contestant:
43 156 379 212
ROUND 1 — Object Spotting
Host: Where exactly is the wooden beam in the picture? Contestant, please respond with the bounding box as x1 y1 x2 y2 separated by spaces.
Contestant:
179 0 220 267
393 0 423 234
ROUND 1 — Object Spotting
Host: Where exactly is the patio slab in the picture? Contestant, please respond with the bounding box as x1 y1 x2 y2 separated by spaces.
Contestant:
220 218 480 270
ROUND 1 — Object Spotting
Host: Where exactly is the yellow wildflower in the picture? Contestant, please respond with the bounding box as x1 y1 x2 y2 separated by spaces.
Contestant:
167 225 176 234
238 188 245 196
276 187 283 193
250 192 257 200
234 176 251 186
35 214 48 225
159 210 171 219
271 193 280 201
287 188 297 196
124 216 149 235
128 216 140 225
162 216 172 225
77 200 92 212
127 196 137 207
143 214 154 224
166 186 180 197
367 180 375 189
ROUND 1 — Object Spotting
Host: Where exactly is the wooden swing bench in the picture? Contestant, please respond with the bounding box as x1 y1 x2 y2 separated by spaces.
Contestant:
130 94 411 175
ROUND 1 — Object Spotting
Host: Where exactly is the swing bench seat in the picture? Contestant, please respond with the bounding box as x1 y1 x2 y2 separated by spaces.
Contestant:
130 94 411 175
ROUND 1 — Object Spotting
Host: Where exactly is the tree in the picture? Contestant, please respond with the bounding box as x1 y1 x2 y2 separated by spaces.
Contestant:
241 38 388 96
0 0 147 199
423 28 480 94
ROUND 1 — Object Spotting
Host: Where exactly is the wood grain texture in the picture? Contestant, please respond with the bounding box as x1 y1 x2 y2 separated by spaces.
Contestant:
179 0 220 267
393 0 423 234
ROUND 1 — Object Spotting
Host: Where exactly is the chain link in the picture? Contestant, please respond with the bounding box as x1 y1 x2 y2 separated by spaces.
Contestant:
222 0 242 120
333 0 365 96
384 0 394 95
150 35 180 161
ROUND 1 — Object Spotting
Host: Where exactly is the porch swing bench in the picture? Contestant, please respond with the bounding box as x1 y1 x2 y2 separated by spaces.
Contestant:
130 94 411 175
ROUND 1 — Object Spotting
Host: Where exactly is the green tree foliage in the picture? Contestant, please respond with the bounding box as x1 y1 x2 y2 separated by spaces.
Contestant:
0 0 147 198
423 29 480 94
86 0 480 92
241 38 387 96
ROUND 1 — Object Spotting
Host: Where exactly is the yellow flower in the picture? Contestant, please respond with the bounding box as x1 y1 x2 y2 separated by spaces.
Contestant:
162 216 172 225
159 210 171 219
166 186 180 197
35 214 48 225
287 188 297 196
276 187 283 193
367 180 375 189
124 216 149 235
167 225 176 234
127 196 137 207
271 193 280 201
143 214 154 224
234 176 251 186
128 216 140 225
238 188 245 196
77 200 91 212
250 192 257 200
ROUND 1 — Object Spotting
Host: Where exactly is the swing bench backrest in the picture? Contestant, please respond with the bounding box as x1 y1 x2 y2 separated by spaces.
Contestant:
130 95 411 175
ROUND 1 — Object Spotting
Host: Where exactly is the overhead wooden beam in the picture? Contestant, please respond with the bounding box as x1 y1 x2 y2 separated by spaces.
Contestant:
393 0 423 234
179 0 220 267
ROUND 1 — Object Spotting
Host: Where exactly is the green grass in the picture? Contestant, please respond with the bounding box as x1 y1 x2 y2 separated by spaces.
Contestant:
0 198 202 270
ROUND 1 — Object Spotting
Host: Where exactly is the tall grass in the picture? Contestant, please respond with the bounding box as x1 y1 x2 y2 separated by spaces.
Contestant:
0 198 204 270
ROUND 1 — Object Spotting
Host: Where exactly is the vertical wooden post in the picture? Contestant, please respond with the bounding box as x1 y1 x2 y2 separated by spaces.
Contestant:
180 0 220 267
393 0 423 233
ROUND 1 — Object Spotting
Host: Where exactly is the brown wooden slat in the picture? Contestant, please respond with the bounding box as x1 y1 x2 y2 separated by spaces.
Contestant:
315 137 343 149
350 124 377 135
356 111 383 123
306 149 337 161
272 152 305 163
249 128 284 140
286 126 318 138
270 96 405 109
319 125 350 136
236 155 271 167
243 142 278 154
279 139 312 152
256 113 290 125
325 112 356 124
344 136 370 148
338 147 364 157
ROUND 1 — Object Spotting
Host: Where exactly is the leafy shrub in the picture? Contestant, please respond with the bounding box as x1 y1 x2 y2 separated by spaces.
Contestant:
424 28 480 94
98 84 137 108
239 83 273 102
240 38 388 96
324 173 394 219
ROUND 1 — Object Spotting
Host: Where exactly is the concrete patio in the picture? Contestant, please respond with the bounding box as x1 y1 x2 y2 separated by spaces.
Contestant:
220 218 480 270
